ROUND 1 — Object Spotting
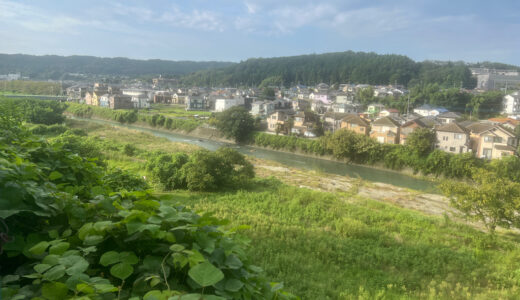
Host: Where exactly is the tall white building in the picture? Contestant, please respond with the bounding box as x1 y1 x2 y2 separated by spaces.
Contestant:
502 92 520 115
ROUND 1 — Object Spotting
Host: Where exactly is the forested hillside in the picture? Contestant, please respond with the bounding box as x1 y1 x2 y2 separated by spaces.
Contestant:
180 51 478 88
0 54 235 79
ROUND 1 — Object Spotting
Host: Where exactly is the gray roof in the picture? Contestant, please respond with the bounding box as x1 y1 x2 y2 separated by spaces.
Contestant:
436 122 469 134
341 114 370 126
438 112 462 119
372 116 400 127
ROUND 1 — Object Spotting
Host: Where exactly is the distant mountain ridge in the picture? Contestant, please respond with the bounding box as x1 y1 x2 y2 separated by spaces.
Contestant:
0 54 235 80
179 51 520 88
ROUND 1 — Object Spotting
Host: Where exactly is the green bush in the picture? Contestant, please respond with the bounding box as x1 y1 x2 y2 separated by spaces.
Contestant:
146 148 255 192
0 116 294 300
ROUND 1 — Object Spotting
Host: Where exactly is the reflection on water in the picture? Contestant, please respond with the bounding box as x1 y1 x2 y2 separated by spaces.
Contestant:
73 117 438 193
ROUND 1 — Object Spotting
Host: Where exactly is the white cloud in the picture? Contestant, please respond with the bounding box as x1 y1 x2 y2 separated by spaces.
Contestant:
160 7 225 32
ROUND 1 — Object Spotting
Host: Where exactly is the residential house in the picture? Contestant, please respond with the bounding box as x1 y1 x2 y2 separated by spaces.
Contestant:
465 122 517 159
172 93 187 104
99 94 110 108
379 108 399 118
292 111 318 137
267 111 291 133
309 93 330 104
370 117 400 144
250 101 275 117
502 91 520 115
109 94 133 110
488 117 520 130
437 112 461 124
323 112 348 132
132 95 150 109
333 103 362 114
185 97 207 111
153 91 172 104
215 98 239 112
340 114 370 136
399 118 430 145
84 91 94 105
66 85 89 102
366 104 385 116
435 122 471 154
413 104 448 117
292 99 310 111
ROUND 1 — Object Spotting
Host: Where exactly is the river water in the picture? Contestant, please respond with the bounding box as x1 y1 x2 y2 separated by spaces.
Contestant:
74 117 438 193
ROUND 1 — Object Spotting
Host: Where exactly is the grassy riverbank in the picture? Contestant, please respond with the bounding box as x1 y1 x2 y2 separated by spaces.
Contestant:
39 119 520 299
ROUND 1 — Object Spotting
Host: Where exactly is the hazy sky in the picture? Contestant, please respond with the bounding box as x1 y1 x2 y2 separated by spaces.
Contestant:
1 0 519 65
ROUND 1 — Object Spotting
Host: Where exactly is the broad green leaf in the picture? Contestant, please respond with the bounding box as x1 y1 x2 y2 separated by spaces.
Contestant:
77 223 93 240
65 257 89 276
119 252 139 265
149 277 161 287
93 283 119 293
2 275 19 284
43 265 66 281
110 263 133 280
169 294 226 300
29 241 50 255
83 234 104 246
188 250 205 267
100 251 120 266
172 253 188 268
49 171 63 180
225 254 242 269
76 283 95 294
49 242 70 255
34 264 52 274
188 262 224 287
169 244 185 252
41 282 68 300
225 278 244 292
65 273 89 290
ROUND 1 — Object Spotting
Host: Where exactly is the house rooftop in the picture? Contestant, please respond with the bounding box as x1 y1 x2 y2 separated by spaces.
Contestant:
372 116 400 127
341 114 370 126
436 122 468 134
438 112 462 119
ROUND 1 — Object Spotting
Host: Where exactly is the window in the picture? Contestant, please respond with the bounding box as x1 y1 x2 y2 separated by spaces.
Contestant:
454 134 463 140
449 147 456 152
494 137 503 143
351 124 357 128
443 136 449 141
484 136 494 142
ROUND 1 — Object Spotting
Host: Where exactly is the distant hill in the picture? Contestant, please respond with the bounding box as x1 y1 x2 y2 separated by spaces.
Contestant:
0 54 235 80
179 51 519 88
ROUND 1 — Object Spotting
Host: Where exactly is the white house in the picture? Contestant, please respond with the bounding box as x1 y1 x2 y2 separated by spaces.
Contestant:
132 96 150 109
503 92 520 115
215 98 239 112
413 104 448 117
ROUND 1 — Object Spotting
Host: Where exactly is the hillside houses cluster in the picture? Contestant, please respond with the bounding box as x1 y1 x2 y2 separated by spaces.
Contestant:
67 81 519 159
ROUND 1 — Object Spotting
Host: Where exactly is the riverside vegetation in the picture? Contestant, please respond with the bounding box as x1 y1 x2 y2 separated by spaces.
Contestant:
0 99 295 299
7 98 520 298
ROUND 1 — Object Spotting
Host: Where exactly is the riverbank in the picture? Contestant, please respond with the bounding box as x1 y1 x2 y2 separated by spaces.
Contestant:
68 113 440 184
67 116 437 192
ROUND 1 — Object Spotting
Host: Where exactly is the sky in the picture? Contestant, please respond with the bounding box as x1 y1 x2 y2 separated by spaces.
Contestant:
0 0 519 65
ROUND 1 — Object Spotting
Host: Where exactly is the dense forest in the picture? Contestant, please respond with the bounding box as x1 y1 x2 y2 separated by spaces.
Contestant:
180 51 480 88
0 54 234 80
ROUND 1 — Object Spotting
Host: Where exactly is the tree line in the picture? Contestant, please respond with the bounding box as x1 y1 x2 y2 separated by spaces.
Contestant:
180 51 478 88
0 54 234 80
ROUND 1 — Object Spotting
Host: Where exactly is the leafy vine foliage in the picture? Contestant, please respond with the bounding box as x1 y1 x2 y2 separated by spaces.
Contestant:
0 99 295 299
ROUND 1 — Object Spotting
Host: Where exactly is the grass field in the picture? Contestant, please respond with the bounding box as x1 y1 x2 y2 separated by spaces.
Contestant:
56 119 520 299
146 103 212 118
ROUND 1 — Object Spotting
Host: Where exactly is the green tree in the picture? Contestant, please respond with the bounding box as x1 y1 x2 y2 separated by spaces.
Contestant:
215 106 255 143
405 128 436 156
440 168 520 233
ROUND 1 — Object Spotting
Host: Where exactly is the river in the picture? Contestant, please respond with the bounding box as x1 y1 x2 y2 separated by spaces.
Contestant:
73 117 438 193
